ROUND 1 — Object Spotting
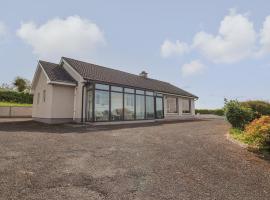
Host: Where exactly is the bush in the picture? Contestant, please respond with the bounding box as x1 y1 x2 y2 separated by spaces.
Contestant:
0 89 33 104
224 100 254 130
244 116 270 149
195 109 224 116
241 100 270 118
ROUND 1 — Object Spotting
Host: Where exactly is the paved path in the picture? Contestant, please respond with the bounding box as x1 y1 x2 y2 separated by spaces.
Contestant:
0 119 269 200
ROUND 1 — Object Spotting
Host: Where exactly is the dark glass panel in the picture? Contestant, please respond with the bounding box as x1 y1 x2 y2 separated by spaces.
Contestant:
124 93 135 120
156 97 164 119
111 92 123 120
146 96 154 119
136 95 145 119
95 90 109 121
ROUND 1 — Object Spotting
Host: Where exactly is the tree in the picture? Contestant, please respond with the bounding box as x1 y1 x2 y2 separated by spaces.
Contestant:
13 77 31 92
0 83 14 90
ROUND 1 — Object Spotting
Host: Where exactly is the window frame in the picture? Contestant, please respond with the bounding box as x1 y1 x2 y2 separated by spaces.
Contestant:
166 96 178 114
182 98 192 114
85 82 165 122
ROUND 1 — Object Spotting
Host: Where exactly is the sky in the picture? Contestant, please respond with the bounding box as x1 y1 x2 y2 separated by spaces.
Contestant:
0 0 270 109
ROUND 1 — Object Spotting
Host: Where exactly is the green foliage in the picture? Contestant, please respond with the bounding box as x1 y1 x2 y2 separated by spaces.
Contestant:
224 100 254 130
195 109 224 116
0 102 32 107
0 89 33 104
13 76 31 92
240 100 270 118
229 128 249 144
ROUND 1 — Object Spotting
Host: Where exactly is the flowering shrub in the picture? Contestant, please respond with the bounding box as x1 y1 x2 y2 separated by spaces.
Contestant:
244 116 270 149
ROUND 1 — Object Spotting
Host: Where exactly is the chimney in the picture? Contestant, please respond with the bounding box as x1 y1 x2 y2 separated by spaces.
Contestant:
139 70 148 78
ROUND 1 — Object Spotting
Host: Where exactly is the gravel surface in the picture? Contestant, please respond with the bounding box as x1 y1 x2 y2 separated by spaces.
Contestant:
0 118 269 200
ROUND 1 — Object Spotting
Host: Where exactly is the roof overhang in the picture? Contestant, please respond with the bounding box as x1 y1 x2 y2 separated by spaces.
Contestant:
31 61 77 93
83 79 198 100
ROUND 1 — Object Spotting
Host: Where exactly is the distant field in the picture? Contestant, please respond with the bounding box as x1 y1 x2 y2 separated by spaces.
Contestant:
0 102 32 107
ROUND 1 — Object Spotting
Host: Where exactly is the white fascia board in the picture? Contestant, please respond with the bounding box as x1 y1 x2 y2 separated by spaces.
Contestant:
48 81 76 87
60 58 85 83
31 62 51 90
38 62 51 83
159 91 198 100
31 63 41 91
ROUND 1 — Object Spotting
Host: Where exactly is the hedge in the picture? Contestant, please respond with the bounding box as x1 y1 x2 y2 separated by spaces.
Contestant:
240 100 270 118
0 89 33 104
195 109 224 116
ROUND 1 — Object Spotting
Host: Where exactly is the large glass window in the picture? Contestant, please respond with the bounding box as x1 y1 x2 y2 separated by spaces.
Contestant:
146 91 154 96
124 88 135 93
136 95 145 119
146 96 154 119
136 90 144 95
124 93 135 120
95 90 109 121
111 92 123 121
96 84 109 90
111 86 123 92
167 96 178 113
156 97 164 119
90 83 166 121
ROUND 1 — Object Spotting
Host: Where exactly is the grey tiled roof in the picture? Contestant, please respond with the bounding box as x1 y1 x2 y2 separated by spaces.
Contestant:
63 57 198 98
39 60 77 84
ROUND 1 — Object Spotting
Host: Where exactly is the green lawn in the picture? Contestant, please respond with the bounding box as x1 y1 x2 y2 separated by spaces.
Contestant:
0 102 32 107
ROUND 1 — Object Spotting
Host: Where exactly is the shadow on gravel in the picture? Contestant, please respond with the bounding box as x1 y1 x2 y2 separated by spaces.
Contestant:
0 118 205 134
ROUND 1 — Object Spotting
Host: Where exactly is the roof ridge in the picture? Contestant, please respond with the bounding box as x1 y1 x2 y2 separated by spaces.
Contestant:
62 57 173 84
39 60 58 65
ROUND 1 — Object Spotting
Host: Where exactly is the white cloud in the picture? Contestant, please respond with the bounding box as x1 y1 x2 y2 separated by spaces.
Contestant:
0 21 7 39
160 39 189 58
181 60 204 77
193 10 256 63
258 16 270 56
17 16 105 60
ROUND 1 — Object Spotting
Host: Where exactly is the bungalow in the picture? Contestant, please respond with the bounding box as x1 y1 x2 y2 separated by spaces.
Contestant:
31 57 198 124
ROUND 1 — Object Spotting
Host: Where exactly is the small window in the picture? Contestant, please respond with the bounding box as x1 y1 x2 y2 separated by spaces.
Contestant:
43 90 46 102
37 93 40 104
124 88 135 93
157 93 163 97
136 90 145 95
111 86 123 92
95 84 109 90
167 96 178 113
182 99 191 114
146 91 154 96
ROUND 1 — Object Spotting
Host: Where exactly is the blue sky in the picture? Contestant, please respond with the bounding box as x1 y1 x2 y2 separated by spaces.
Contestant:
0 0 270 108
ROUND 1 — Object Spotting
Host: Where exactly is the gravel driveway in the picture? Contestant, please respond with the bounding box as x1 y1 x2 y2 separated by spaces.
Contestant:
0 118 269 200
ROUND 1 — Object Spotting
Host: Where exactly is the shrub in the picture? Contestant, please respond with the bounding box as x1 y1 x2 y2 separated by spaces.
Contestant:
244 116 270 149
241 100 270 118
224 100 254 130
195 109 224 116
0 89 33 104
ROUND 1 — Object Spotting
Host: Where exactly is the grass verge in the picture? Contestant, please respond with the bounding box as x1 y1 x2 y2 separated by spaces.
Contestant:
229 128 270 158
0 102 32 107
